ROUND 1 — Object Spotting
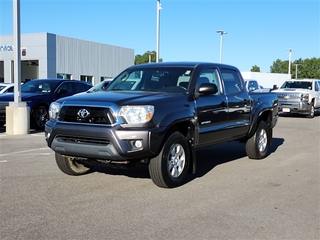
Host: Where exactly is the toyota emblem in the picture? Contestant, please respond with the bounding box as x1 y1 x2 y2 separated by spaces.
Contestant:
77 108 90 119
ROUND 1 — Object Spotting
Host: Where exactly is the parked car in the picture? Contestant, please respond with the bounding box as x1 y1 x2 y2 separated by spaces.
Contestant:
0 83 15 94
0 79 92 129
45 62 278 188
272 79 320 118
244 79 271 93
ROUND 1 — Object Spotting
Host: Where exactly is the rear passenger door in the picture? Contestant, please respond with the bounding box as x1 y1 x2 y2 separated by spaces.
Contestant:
220 68 251 138
196 68 228 145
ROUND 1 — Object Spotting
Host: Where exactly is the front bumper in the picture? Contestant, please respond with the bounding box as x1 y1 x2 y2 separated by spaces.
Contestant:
45 120 166 161
278 101 312 115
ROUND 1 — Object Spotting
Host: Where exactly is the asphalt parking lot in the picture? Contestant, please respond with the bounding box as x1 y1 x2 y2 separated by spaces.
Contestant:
0 114 319 240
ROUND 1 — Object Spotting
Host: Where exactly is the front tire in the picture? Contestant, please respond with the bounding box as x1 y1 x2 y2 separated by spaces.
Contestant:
31 105 48 130
245 121 270 159
148 132 190 188
55 152 92 175
307 102 315 118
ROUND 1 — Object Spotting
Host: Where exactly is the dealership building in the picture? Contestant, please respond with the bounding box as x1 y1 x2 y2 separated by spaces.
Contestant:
0 32 134 85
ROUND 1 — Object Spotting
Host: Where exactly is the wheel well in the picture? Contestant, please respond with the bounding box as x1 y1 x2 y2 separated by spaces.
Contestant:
259 110 272 127
164 121 190 139
311 98 315 104
31 103 49 115
160 121 194 173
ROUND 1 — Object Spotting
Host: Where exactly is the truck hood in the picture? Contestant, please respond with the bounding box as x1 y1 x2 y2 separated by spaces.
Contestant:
273 88 313 94
57 91 186 106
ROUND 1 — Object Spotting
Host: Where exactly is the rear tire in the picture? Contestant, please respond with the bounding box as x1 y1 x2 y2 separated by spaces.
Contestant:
148 132 190 188
55 152 92 175
245 121 270 159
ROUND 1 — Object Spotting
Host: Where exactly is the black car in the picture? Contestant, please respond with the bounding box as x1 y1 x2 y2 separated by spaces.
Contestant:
0 79 92 129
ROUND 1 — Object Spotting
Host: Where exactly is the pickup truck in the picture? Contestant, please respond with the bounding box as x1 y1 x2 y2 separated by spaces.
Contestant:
45 62 278 188
272 79 320 118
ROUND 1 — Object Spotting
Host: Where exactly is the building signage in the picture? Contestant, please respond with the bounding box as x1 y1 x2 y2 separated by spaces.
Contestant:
0 44 14 51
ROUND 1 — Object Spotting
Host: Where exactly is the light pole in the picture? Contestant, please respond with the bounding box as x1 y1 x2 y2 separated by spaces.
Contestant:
294 64 301 79
156 0 162 63
148 52 155 63
288 48 293 75
216 30 227 63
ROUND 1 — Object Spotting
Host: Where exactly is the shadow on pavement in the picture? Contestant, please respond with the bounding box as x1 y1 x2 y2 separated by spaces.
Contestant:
91 137 285 186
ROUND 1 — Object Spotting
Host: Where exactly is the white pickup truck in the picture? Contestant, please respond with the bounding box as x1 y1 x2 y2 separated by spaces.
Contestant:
273 79 320 118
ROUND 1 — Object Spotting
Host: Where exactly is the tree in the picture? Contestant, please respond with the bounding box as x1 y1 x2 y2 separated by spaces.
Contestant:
297 58 320 79
134 51 162 65
250 65 260 72
270 57 320 79
270 59 289 74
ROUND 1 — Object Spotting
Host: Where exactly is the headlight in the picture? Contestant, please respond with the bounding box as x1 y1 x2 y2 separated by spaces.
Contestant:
49 102 61 120
301 93 309 102
119 105 154 124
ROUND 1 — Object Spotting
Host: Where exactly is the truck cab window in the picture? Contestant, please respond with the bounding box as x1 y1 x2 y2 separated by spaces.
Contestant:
221 69 243 94
198 69 221 95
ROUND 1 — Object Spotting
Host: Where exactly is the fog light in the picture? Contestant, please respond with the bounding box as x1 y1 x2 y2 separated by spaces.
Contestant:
129 139 143 150
134 140 143 148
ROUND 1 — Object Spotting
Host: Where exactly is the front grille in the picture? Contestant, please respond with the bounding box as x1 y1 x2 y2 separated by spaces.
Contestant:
277 93 301 101
59 106 116 124
58 135 110 145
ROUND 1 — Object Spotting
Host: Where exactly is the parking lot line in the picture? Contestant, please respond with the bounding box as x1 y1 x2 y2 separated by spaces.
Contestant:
0 147 49 157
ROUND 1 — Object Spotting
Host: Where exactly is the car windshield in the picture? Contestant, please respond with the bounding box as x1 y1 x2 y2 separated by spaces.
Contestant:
21 80 61 93
106 67 193 93
280 81 312 90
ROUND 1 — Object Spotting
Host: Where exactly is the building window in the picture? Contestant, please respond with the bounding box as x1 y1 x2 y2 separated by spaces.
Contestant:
100 76 113 82
80 75 93 83
57 73 72 79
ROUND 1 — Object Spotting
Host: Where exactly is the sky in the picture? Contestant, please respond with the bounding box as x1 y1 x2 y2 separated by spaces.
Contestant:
0 0 319 73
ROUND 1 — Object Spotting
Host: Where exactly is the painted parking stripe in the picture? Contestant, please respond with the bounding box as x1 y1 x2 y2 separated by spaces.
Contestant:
0 147 49 157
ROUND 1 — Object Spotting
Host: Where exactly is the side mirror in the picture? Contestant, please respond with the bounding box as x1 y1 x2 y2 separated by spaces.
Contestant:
199 83 218 95
101 81 110 90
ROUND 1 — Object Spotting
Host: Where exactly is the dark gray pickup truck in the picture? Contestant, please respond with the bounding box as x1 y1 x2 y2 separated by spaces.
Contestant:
45 62 278 188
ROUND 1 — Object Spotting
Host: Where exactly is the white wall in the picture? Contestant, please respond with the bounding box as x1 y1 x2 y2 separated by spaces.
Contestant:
241 72 291 89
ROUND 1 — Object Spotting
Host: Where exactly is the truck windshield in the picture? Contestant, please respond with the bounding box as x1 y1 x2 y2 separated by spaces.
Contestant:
107 67 194 93
280 81 312 90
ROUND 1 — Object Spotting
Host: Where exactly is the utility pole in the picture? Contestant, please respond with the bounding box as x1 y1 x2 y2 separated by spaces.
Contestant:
288 48 293 75
294 64 301 79
216 30 227 63
156 0 162 62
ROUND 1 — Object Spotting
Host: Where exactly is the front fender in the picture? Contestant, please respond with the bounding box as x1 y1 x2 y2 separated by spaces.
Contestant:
247 96 278 138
